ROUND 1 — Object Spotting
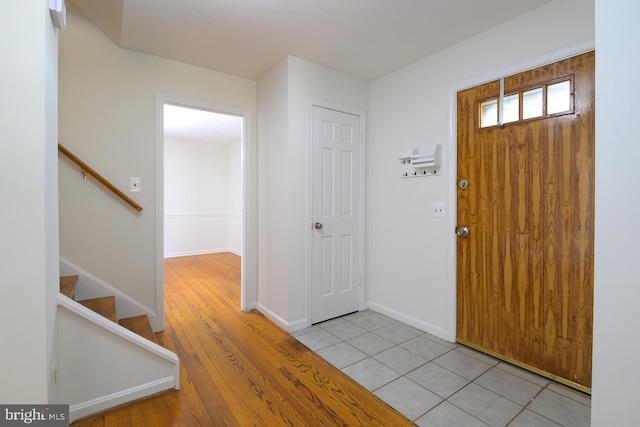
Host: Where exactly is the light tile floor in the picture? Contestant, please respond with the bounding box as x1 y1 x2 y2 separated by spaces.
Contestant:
291 311 591 426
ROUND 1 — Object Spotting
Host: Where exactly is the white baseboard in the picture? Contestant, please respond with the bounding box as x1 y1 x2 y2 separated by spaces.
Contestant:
255 300 452 339
69 377 177 422
367 301 455 343
256 303 291 331
255 299 454 340
286 318 309 333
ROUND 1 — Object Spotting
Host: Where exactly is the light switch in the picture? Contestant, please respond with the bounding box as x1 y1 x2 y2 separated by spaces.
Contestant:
433 202 445 217
129 177 141 192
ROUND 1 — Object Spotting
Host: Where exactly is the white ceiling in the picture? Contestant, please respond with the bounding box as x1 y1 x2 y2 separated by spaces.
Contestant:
69 0 553 81
69 0 553 142
163 105 243 144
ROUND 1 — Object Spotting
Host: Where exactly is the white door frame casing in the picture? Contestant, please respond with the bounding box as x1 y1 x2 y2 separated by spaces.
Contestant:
446 41 595 343
306 98 367 328
155 94 255 331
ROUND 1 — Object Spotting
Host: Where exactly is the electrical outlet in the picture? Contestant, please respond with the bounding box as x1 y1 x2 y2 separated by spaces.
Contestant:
433 202 445 217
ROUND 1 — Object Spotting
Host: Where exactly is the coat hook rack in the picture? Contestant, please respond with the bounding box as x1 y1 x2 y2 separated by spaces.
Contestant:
399 145 442 178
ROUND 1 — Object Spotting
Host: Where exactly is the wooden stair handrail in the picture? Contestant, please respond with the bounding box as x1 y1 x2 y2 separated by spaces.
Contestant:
58 143 143 212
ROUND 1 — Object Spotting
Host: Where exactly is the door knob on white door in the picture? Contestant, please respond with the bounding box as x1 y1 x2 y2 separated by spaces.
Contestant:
314 222 323 230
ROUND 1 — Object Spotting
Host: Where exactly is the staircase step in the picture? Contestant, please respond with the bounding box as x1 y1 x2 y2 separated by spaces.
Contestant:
79 296 117 323
119 315 158 344
59 275 78 299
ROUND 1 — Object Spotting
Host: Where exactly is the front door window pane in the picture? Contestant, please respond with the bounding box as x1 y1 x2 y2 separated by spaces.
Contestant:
480 99 498 128
523 88 543 119
503 94 519 123
547 80 571 114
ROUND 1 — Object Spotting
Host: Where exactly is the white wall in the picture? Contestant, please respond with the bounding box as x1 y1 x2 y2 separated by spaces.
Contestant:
0 0 59 402
59 8 256 321
591 0 640 424
367 0 595 340
257 56 369 328
257 58 293 323
164 137 242 257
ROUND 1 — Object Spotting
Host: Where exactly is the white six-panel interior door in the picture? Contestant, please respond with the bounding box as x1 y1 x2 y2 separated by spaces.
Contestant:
311 105 363 324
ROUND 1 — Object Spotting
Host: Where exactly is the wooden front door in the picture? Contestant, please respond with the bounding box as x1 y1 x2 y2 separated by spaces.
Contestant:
456 51 595 391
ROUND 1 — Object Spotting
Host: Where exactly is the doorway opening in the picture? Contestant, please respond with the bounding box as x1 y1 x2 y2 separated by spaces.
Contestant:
159 101 245 315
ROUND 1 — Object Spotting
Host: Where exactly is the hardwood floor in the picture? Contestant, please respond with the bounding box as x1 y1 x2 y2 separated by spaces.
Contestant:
73 253 413 426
